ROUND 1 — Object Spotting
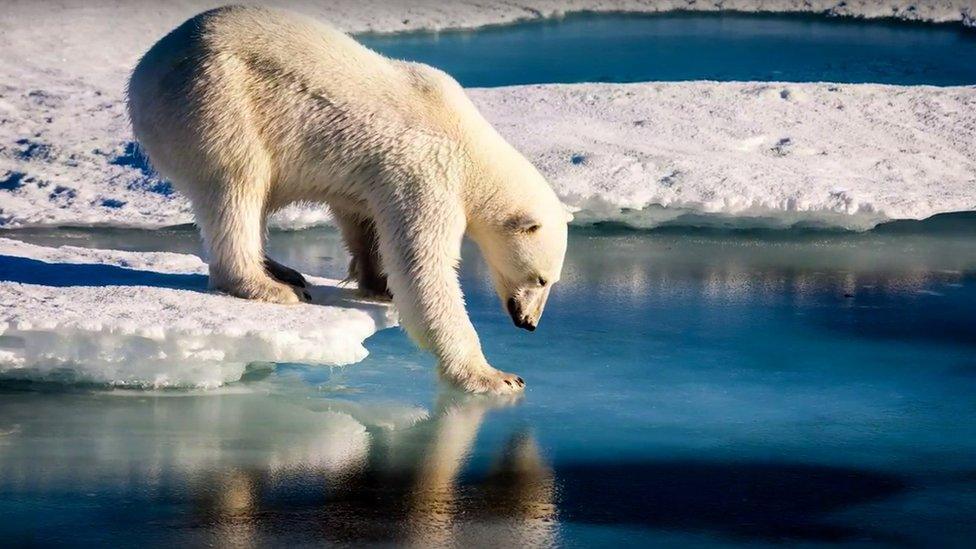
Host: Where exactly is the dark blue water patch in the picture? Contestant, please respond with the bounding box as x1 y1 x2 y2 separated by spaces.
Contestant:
0 171 26 191
109 141 155 178
14 139 53 161
99 198 126 209
110 142 176 197
555 460 908 543
359 12 976 86
48 186 75 201
128 178 175 197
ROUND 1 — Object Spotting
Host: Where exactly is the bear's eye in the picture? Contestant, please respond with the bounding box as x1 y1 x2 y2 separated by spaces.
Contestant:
505 214 541 234
538 277 548 287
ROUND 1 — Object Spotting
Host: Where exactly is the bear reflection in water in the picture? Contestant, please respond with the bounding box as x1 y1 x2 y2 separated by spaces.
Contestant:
0 388 555 545
191 396 556 547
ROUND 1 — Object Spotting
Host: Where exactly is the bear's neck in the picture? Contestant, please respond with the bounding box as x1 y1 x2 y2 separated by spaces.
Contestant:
460 144 524 233
454 106 543 237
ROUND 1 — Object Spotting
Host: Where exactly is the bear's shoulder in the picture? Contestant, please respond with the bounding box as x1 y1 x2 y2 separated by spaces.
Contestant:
396 62 460 100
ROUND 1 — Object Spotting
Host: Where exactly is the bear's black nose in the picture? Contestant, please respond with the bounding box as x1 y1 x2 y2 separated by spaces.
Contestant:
512 317 536 331
507 297 535 330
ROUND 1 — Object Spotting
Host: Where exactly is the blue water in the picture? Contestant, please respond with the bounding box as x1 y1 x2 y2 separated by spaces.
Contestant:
2 219 975 546
360 12 976 86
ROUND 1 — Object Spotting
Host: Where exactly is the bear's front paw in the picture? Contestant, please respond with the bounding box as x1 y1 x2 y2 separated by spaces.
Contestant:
451 366 525 395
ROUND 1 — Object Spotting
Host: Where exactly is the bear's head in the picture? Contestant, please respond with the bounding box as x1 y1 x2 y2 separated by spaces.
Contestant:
474 186 571 332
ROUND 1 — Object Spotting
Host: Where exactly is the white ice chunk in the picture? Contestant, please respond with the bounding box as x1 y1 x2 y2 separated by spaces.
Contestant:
0 238 397 388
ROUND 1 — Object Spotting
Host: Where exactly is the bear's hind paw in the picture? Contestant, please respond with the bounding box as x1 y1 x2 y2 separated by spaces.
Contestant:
357 287 393 302
217 277 309 304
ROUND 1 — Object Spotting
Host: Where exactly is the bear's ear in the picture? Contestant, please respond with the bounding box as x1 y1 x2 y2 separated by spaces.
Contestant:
562 203 575 223
505 213 541 234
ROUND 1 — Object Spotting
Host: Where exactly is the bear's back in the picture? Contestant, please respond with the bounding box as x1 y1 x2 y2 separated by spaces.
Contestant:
130 6 469 141
132 6 396 103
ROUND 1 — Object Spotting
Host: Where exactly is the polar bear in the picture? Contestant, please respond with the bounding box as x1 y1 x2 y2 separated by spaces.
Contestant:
128 6 569 394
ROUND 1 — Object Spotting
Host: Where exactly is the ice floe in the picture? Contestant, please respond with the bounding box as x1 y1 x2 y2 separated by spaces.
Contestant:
0 238 396 388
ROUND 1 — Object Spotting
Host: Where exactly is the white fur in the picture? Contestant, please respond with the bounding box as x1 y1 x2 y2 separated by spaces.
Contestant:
127 6 569 394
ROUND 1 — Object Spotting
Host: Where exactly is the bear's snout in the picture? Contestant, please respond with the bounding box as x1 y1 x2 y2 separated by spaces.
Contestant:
507 297 537 331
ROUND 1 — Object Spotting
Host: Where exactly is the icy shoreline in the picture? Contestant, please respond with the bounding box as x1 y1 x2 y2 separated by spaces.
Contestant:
0 238 396 388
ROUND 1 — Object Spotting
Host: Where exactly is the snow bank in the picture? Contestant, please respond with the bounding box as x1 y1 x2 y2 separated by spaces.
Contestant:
1 1 974 231
474 82 976 230
0 238 396 388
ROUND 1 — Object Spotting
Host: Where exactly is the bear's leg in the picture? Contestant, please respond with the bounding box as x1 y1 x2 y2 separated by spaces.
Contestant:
333 209 391 300
370 195 523 394
264 257 308 288
198 185 308 304
256 208 307 289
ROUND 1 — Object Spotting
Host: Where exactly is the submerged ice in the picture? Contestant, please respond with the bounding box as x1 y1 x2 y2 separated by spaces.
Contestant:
0 238 396 388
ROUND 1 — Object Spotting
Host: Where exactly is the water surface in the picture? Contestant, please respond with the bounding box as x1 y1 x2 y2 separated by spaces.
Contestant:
361 12 976 86
2 220 975 546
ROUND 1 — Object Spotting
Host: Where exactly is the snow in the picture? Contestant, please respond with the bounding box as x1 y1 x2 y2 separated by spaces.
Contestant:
1 1 974 231
475 82 976 229
0 238 397 388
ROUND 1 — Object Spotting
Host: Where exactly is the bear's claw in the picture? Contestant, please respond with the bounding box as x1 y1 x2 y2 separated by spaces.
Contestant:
264 257 308 288
454 367 525 395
